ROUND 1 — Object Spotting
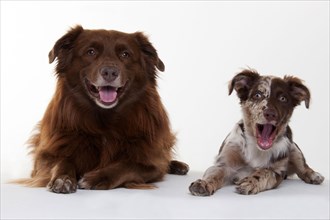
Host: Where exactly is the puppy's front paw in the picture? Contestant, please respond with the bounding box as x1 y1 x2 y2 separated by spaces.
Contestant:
301 171 324 185
47 175 77 194
236 176 260 195
189 179 215 196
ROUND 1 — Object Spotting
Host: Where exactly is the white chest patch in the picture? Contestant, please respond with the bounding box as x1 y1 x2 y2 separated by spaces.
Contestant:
220 121 291 169
243 131 290 168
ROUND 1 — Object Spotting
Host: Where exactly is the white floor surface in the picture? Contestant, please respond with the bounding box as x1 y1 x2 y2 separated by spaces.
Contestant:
1 171 329 219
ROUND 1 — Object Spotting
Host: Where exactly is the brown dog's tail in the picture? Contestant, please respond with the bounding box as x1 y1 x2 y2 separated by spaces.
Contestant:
9 177 49 187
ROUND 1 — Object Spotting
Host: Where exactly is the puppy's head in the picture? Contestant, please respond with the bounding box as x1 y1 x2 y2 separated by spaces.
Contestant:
49 25 164 109
229 69 310 150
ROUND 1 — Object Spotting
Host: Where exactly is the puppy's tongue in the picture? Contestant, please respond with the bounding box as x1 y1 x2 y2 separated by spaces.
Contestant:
99 86 117 103
257 124 274 150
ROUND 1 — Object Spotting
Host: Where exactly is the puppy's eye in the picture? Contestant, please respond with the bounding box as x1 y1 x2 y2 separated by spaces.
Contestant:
254 91 263 99
279 96 287 102
87 48 96 56
120 51 130 58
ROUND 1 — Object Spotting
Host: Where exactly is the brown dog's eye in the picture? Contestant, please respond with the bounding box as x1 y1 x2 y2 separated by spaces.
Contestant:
120 51 130 58
279 96 287 102
87 48 96 56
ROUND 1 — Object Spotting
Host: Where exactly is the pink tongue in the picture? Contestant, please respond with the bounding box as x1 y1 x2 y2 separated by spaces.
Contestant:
99 87 117 103
257 124 273 149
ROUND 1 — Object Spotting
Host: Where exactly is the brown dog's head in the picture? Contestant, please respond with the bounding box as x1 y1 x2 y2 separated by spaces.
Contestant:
229 69 310 150
49 25 164 109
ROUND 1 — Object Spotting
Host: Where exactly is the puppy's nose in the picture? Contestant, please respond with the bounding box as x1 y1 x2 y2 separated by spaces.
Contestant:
264 108 277 121
100 66 119 82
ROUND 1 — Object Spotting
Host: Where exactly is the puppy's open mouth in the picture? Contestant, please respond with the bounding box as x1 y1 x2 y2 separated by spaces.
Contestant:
256 124 277 150
85 79 127 108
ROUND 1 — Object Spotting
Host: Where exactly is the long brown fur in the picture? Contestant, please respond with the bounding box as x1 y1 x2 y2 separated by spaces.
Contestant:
17 25 189 193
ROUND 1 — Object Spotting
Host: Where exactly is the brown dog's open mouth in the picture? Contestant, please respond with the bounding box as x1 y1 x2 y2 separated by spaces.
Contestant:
85 79 128 108
256 124 277 150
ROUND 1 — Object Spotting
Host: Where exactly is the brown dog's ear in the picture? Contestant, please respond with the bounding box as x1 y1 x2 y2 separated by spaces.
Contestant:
229 69 260 101
49 25 83 72
134 32 165 73
156 58 165 72
284 76 310 108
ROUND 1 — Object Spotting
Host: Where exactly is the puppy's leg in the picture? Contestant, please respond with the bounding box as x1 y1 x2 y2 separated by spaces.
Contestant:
168 160 189 175
236 168 284 195
47 160 77 194
189 127 246 196
236 155 289 195
189 165 226 196
289 143 324 184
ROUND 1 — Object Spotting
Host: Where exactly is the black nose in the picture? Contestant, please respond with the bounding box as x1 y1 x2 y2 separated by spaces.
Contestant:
264 108 277 121
100 66 119 82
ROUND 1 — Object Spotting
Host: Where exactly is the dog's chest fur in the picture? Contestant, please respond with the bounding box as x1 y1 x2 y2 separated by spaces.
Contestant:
220 121 291 169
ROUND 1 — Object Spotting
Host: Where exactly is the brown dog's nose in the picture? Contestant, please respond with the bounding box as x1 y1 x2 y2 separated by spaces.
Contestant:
100 66 119 82
264 108 277 121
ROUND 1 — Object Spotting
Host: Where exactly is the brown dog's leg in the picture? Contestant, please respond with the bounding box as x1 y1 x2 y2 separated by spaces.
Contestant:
78 160 189 190
168 160 189 175
189 166 226 196
78 162 166 190
47 160 77 194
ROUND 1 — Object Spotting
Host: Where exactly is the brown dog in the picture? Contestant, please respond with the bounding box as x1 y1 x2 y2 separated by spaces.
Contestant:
189 69 324 196
20 25 189 193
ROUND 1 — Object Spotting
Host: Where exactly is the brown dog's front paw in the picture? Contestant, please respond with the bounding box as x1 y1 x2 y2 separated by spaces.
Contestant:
169 160 189 175
189 179 214 196
78 171 110 190
236 176 260 195
47 175 77 194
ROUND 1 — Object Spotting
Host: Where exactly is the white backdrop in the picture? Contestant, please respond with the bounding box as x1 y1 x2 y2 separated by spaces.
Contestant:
1 1 329 182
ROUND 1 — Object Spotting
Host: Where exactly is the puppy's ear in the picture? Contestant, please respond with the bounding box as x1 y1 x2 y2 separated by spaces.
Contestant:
49 25 83 72
229 69 260 101
134 32 165 75
284 76 310 108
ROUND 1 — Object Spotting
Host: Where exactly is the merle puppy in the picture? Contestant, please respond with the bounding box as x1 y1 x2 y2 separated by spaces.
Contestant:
189 69 324 196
